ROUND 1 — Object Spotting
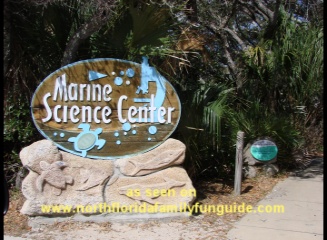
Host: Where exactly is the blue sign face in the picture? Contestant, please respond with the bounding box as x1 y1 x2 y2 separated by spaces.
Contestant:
250 140 278 161
31 57 181 159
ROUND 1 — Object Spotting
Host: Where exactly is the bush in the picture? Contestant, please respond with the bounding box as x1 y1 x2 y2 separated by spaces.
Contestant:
4 95 41 185
226 100 303 169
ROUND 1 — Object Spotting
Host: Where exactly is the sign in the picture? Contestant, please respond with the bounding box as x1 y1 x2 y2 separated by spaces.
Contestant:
31 57 181 159
250 139 278 161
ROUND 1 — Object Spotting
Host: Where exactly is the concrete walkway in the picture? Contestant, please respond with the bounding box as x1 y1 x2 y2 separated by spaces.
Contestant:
227 158 323 240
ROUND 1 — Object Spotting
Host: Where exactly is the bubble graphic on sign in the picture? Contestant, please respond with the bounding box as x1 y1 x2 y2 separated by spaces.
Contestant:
114 77 123 86
116 140 121 145
114 132 119 137
120 71 124 76
148 126 157 135
122 122 132 131
126 68 135 78
53 132 65 137
132 130 137 135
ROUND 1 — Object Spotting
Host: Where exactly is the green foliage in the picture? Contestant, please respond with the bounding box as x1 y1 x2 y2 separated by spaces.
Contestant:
178 7 322 178
242 9 323 126
4 94 40 184
176 82 236 180
4 0 191 183
226 100 303 169
236 9 323 168
4 100 35 144
4 1 323 184
90 0 190 64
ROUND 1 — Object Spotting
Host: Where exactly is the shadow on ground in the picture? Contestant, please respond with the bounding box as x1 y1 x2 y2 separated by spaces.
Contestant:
290 158 323 178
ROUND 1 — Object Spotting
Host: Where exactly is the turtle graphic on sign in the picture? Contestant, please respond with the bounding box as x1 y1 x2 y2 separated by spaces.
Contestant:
68 123 106 157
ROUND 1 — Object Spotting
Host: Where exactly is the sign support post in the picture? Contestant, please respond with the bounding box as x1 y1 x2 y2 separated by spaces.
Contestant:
234 131 245 196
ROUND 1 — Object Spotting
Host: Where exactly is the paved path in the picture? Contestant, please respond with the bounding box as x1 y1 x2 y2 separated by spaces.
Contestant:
227 158 323 240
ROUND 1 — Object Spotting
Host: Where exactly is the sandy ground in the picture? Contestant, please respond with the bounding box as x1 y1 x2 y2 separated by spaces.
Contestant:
4 174 288 240
21 213 232 240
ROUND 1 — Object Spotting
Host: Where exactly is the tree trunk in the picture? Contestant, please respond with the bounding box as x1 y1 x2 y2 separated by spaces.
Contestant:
61 1 118 66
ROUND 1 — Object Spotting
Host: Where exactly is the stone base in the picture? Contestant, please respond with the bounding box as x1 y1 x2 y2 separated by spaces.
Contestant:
243 163 280 179
20 139 196 216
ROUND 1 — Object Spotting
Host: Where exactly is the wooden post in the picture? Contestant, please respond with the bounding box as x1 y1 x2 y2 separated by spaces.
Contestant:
234 131 245 195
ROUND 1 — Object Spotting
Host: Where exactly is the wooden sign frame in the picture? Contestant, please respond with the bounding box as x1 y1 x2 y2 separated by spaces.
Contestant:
31 57 181 159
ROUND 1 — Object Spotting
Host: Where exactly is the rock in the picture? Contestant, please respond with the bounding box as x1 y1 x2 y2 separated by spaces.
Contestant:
20 138 194 216
60 152 115 191
115 138 186 176
20 140 61 174
262 163 279 177
243 166 257 178
20 140 115 216
36 160 73 195
105 167 195 209
15 167 27 189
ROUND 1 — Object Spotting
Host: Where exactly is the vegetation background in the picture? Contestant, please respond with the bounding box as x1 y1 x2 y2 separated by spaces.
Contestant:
3 0 323 187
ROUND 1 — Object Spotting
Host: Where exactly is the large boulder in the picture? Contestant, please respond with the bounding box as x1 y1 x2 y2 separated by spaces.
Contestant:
20 138 195 216
106 167 195 210
115 138 186 176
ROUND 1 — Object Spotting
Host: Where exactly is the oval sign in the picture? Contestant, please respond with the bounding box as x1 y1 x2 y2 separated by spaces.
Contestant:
250 139 278 161
31 57 181 159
